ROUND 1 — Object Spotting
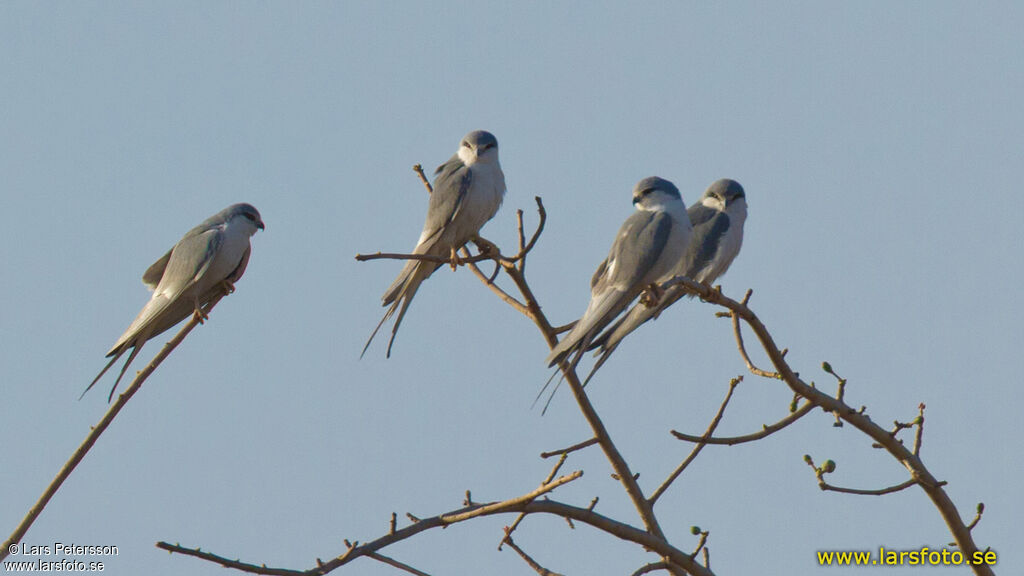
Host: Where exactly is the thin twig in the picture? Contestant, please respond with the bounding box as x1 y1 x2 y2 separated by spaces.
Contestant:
160 474 721 576
503 537 564 576
966 503 985 531
659 273 991 576
502 454 570 548
460 246 530 317
650 378 741 504
729 290 781 379
1 295 225 562
540 437 599 459
670 401 815 446
491 235 676 570
804 454 921 495
366 552 432 576
354 250 495 265
413 164 433 194
153 543 305 576
913 403 926 456
630 561 669 576
516 208 527 273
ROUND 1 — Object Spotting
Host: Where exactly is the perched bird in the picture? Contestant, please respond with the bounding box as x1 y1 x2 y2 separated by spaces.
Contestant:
545 176 692 370
363 130 506 358
585 178 747 383
82 203 265 401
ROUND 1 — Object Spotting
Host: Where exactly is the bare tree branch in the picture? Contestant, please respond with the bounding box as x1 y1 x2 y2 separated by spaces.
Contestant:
670 401 815 446
658 274 993 576
413 164 433 194
503 537 564 576
1 294 227 563
157 472 713 576
366 552 431 576
804 455 920 496
540 437 599 459
650 377 741 505
729 289 781 379
162 208 990 576
630 561 670 576
502 453 570 548
460 245 530 317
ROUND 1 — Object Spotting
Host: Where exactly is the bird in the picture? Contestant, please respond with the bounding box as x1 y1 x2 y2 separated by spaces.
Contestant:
362 130 506 358
82 203 265 401
584 178 747 384
544 176 692 371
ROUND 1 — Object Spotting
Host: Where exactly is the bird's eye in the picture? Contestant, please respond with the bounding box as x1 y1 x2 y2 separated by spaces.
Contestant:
243 213 256 222
461 141 469 148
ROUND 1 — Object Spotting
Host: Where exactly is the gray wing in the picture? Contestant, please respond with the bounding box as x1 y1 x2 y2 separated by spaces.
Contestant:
684 207 731 279
545 211 673 367
417 155 473 251
108 228 224 356
140 218 222 289
602 210 674 291
142 249 172 289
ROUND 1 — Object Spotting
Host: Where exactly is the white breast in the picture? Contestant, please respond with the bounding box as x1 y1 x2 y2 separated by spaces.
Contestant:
448 161 506 245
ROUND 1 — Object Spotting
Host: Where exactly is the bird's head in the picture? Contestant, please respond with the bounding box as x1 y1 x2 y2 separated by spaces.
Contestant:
228 203 265 234
457 130 499 166
632 176 682 212
701 179 746 213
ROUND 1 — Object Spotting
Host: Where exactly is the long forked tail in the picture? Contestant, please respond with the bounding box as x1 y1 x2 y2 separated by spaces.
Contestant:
79 343 144 403
79 354 122 400
536 339 590 415
361 263 428 359
582 341 619 389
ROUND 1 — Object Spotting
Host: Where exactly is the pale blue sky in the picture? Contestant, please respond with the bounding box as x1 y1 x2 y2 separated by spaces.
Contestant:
1 2 1020 575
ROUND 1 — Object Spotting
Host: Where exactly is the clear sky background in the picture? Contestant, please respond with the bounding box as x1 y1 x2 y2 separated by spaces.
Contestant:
1 3 1020 575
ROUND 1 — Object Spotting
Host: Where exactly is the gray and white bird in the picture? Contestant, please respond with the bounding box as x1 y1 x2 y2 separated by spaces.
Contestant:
585 178 747 382
545 176 692 369
82 203 265 401
363 130 506 358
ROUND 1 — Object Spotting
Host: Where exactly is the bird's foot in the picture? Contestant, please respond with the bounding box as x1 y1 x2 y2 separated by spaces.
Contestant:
640 283 664 308
448 246 463 270
192 301 209 324
220 280 237 295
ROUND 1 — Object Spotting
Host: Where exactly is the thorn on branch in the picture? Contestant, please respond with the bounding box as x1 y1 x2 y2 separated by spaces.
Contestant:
587 497 599 511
